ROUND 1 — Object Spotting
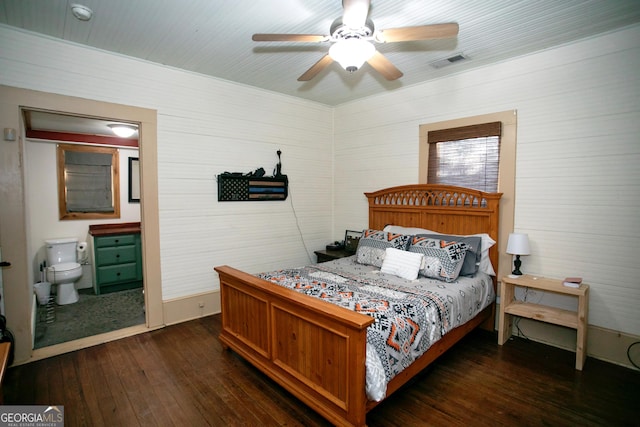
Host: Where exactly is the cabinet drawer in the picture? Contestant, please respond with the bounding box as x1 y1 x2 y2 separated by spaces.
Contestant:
95 245 137 266
96 263 138 285
95 234 136 248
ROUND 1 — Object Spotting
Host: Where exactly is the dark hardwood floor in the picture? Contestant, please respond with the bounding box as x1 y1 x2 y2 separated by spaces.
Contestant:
4 314 639 426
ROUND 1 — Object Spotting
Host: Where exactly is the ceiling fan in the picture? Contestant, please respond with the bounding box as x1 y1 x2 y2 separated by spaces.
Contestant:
252 0 459 82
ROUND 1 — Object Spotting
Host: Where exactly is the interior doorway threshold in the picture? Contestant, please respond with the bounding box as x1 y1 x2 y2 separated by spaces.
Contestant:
23 323 163 365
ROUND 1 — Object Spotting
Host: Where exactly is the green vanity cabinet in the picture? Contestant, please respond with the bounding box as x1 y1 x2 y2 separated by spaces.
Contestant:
93 232 143 294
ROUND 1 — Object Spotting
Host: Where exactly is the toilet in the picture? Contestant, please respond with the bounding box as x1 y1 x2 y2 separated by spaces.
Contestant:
45 237 83 305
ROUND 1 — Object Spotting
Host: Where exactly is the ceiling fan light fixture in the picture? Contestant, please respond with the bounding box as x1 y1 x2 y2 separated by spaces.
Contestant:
329 39 375 73
108 124 137 138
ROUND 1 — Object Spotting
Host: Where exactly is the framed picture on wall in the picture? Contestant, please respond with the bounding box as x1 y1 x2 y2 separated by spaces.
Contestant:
128 157 140 203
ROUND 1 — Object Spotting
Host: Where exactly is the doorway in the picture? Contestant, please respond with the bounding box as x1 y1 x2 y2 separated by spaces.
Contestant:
0 85 163 364
23 111 143 348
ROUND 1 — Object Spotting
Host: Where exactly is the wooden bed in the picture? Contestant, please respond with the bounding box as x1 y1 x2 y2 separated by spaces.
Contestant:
214 184 502 426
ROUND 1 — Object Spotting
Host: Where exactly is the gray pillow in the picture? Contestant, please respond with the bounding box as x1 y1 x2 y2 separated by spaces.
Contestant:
415 234 482 276
356 229 411 268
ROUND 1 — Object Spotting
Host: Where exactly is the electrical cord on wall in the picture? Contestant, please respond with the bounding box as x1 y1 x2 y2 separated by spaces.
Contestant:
628 342 640 369
287 184 314 265
512 286 530 340
513 286 544 340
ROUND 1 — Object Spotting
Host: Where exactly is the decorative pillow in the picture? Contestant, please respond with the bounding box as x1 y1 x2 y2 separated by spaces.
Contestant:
356 229 411 268
380 248 425 280
408 236 468 282
385 225 496 276
415 234 481 277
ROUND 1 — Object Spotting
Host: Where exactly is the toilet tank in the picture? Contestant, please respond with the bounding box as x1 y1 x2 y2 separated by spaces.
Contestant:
45 237 78 264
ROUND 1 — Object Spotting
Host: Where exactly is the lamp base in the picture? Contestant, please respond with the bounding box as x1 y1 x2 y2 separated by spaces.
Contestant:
508 274 520 279
512 255 523 276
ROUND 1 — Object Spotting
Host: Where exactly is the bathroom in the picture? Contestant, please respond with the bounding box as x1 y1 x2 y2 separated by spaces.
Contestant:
24 113 143 349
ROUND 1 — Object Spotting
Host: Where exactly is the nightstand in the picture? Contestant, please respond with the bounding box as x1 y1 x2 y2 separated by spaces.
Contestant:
314 249 353 263
498 274 589 370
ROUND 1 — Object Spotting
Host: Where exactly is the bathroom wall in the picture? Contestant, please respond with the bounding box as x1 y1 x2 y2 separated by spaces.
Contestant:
25 139 141 289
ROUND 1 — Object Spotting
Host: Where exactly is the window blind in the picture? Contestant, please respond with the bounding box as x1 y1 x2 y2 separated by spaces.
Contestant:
65 151 114 212
428 122 501 192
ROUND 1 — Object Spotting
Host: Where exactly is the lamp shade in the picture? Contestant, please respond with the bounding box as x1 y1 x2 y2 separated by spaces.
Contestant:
506 233 531 255
329 39 375 72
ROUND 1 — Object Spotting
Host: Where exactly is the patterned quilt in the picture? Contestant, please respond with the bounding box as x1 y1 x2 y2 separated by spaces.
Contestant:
256 256 494 401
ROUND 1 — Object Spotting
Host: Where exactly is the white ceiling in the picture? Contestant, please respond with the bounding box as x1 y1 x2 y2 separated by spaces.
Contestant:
2 0 640 107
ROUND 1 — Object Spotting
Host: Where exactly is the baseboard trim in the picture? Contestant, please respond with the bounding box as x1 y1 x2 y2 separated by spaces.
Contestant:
162 290 221 326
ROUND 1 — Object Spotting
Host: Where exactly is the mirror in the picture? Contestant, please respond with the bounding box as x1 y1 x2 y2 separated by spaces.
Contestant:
57 143 120 220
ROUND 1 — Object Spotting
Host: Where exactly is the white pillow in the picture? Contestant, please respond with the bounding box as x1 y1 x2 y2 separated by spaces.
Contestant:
383 225 496 276
476 234 496 276
380 247 424 280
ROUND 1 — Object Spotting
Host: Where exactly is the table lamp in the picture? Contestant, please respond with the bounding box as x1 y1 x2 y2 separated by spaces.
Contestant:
506 233 530 277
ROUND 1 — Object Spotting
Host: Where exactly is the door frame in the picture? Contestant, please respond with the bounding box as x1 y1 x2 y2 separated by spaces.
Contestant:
0 85 163 364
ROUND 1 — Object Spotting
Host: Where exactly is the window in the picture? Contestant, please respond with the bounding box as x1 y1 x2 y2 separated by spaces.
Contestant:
427 122 501 192
57 144 120 220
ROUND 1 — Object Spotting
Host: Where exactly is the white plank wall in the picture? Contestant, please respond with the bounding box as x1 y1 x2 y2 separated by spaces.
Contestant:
0 26 334 301
333 24 640 337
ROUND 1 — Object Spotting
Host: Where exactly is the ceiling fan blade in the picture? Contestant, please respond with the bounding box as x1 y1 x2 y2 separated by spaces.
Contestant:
342 0 370 29
298 54 334 81
376 23 459 43
367 51 403 81
252 34 327 42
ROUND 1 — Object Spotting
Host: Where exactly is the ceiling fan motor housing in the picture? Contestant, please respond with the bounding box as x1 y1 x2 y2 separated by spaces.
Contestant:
330 17 375 40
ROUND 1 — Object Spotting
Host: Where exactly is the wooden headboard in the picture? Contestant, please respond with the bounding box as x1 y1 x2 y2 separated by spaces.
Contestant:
365 184 502 282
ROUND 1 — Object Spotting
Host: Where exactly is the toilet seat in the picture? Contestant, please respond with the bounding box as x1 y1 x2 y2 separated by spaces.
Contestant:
49 262 81 272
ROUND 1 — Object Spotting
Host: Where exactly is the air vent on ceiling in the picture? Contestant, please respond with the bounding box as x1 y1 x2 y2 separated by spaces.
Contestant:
430 53 469 69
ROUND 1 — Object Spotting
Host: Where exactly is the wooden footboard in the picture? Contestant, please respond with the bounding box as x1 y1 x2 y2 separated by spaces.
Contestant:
215 265 492 426
215 265 374 427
